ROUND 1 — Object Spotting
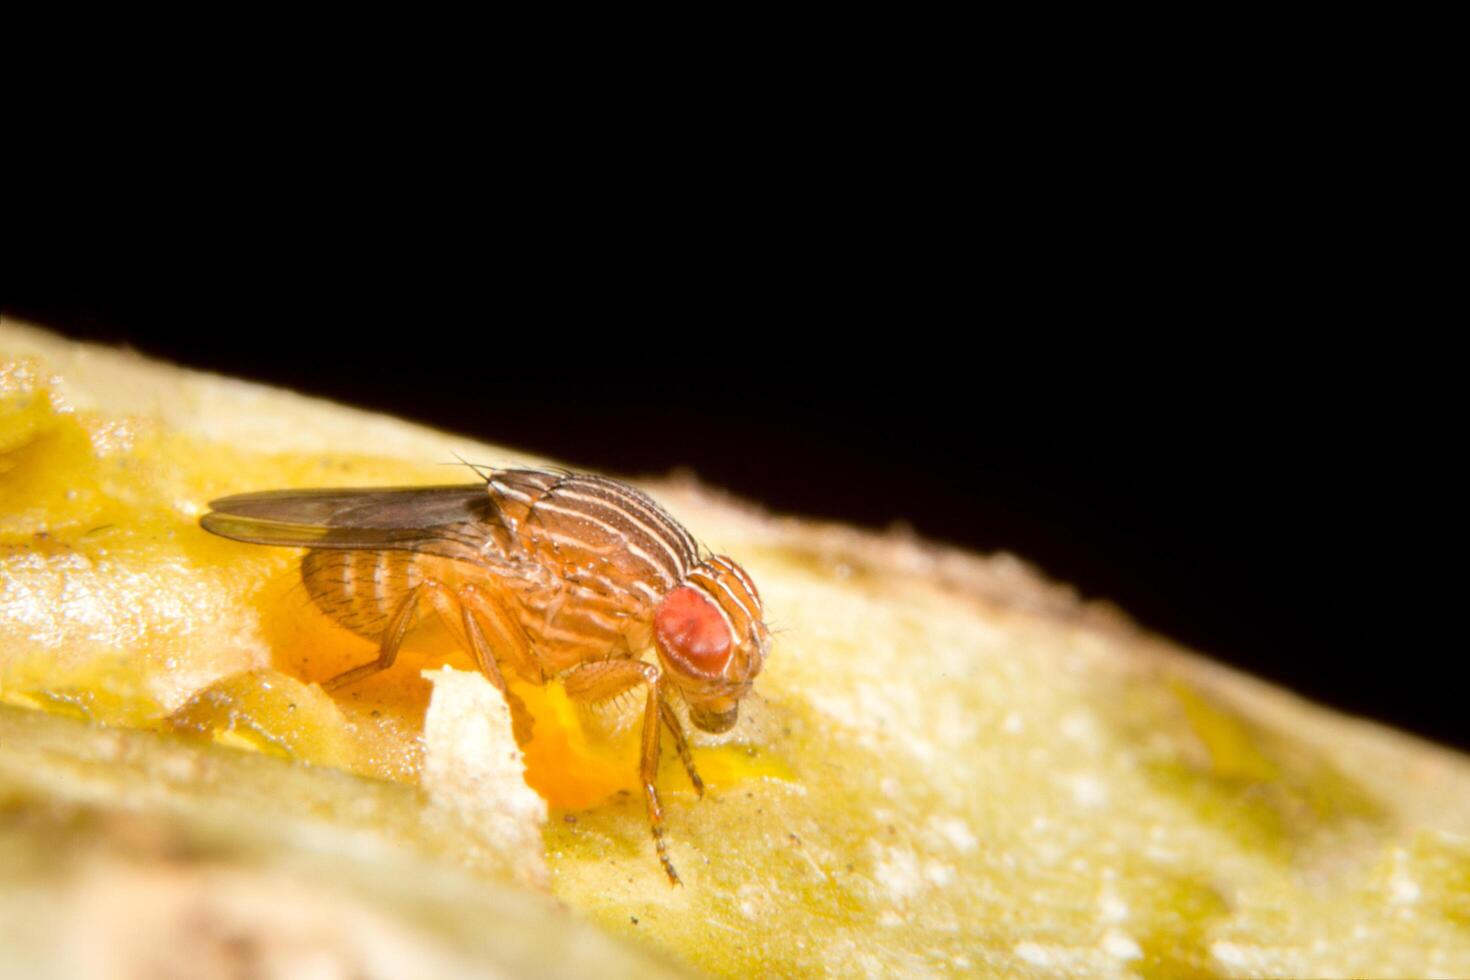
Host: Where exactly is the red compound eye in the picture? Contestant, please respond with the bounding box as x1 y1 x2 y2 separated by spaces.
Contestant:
655 586 732 673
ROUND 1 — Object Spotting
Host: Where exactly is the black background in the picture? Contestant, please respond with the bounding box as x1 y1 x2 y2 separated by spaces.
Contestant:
2 150 1453 752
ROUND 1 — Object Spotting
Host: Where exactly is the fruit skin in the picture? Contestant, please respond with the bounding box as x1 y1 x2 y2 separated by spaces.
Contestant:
8 318 1470 978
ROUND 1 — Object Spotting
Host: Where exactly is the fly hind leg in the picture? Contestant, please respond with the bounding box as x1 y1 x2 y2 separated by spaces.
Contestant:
562 659 682 885
323 579 537 747
321 579 459 692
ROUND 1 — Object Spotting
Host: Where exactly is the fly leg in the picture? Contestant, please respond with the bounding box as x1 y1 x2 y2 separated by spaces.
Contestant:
660 700 704 797
322 579 459 692
562 659 682 885
322 578 538 746
455 582 536 746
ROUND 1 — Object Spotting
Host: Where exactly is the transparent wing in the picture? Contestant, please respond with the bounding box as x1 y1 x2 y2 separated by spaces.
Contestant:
200 484 497 555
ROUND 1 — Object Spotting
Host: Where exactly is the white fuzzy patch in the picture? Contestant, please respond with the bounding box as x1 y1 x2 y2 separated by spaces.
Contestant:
1014 941 1054 966
926 815 979 854
870 843 924 903
421 668 548 888
1101 930 1141 960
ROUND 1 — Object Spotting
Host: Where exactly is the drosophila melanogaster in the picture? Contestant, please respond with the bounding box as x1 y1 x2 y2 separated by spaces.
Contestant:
200 467 770 883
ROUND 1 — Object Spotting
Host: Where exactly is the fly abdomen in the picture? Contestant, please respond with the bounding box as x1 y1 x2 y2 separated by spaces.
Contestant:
301 548 422 640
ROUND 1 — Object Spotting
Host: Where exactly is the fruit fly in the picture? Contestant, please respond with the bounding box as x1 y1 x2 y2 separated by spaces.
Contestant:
200 467 769 883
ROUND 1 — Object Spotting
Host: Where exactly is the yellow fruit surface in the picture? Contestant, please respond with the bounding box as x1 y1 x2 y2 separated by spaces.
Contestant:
6 318 1470 978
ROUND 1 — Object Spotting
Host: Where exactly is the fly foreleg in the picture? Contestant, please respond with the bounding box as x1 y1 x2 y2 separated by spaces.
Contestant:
562 659 682 885
659 699 703 797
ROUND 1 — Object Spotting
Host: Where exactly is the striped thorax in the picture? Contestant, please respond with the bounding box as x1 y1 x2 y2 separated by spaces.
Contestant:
487 469 767 732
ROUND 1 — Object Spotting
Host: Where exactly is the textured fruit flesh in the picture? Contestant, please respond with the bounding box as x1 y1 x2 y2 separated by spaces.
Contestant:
0 360 777 808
